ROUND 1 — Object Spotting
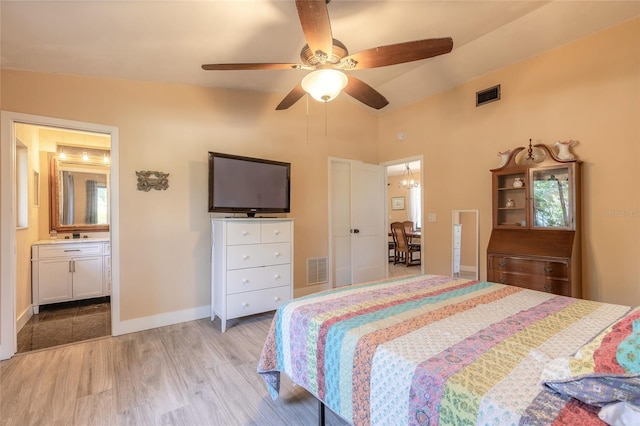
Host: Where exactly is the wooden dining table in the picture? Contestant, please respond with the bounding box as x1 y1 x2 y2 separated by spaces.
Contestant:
388 231 421 244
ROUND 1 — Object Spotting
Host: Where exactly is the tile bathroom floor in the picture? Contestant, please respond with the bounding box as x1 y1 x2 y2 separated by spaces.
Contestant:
16 297 111 353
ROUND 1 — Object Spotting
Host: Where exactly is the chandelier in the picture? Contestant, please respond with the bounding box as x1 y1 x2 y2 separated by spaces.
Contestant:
399 163 419 189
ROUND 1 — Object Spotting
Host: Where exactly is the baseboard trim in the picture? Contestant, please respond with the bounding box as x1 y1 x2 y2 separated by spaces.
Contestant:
114 305 210 336
295 283 332 298
16 305 34 333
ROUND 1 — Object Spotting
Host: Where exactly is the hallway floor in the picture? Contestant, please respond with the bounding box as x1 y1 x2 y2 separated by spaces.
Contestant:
16 297 111 354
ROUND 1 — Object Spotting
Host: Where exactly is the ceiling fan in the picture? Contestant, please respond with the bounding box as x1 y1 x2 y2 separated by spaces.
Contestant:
202 0 453 111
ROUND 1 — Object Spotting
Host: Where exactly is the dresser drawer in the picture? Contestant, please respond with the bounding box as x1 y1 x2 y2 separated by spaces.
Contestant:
226 264 291 294
489 270 570 296
35 243 104 259
226 222 261 245
226 285 291 319
488 255 568 279
226 243 291 270
261 221 291 243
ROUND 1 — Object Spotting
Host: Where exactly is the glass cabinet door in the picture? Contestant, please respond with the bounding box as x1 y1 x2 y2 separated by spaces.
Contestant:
496 172 527 228
531 166 573 229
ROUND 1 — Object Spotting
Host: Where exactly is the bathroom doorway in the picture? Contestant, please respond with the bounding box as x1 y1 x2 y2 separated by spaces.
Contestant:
1 112 120 359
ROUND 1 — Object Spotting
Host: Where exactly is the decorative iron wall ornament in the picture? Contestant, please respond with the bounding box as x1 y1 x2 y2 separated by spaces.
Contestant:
136 170 169 192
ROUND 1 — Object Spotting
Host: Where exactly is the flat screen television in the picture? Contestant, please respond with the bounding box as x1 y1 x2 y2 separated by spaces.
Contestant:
208 152 291 217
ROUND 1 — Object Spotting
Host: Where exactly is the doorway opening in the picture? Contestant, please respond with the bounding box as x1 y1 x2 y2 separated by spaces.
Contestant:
1 112 120 360
382 157 424 279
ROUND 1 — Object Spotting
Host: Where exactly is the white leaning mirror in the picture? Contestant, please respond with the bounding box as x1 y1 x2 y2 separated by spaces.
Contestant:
452 210 479 280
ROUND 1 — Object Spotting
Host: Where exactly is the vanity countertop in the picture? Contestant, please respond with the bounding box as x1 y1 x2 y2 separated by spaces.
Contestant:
33 237 110 245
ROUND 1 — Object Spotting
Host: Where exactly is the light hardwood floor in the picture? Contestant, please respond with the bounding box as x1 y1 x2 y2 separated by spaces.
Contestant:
1 314 349 426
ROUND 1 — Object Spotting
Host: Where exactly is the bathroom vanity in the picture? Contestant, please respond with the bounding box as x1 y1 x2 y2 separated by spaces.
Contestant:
31 238 111 313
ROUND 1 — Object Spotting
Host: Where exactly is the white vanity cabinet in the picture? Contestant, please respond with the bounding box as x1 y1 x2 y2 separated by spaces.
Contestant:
211 218 293 332
31 240 110 313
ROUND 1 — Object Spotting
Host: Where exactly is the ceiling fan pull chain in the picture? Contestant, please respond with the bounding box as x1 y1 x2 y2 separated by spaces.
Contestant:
325 101 328 137
306 94 310 145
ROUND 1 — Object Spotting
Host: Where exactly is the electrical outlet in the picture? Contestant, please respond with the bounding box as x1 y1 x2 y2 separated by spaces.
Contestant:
428 213 437 223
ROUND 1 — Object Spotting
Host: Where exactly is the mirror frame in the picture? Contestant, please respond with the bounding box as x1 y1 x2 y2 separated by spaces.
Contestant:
49 154 110 233
451 209 479 280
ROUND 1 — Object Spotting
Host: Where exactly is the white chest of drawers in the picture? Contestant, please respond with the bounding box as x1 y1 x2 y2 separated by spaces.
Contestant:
211 218 293 332
31 239 111 313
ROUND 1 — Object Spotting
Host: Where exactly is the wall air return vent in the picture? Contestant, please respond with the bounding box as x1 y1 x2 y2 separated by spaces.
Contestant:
306 257 328 285
476 84 501 106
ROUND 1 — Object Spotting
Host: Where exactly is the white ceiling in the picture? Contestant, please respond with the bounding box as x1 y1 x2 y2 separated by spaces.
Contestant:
1 1 638 114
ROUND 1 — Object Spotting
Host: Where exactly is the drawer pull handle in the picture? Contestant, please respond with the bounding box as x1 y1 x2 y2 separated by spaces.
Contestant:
274 252 281 257
274 230 280 235
274 274 280 279
242 302 249 308
544 267 554 273
242 279 249 284
500 278 507 284
242 255 249 260
544 285 554 291
64 249 81 252
274 297 280 302
498 261 506 267
242 231 249 236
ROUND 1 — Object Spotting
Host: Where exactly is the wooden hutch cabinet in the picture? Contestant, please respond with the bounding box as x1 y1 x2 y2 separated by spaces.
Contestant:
487 143 582 297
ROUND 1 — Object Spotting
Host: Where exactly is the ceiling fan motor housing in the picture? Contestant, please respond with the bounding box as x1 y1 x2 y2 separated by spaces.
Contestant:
300 39 348 66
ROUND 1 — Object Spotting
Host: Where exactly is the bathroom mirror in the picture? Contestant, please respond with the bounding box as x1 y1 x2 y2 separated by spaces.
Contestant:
50 154 110 233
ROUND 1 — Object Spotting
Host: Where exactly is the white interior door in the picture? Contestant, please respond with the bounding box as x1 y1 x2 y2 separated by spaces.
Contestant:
330 159 386 287
351 163 386 284
330 161 352 287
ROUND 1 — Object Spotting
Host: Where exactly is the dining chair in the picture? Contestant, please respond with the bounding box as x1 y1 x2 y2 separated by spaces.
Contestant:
390 222 420 266
402 220 414 244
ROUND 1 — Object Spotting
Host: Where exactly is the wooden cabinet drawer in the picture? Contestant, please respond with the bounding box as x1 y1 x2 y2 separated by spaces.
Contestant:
488 255 568 278
226 286 291 319
226 264 291 295
226 222 261 245
490 270 570 296
226 243 291 270
261 221 291 243
35 243 104 259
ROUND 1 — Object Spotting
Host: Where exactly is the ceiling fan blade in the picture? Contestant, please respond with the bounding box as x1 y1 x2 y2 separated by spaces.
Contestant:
295 0 333 61
340 37 453 70
202 63 304 71
343 76 389 110
276 84 307 110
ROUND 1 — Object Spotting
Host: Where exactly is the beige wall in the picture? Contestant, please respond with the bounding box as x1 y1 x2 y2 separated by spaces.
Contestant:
2 71 378 321
387 173 421 225
14 124 41 322
378 18 640 306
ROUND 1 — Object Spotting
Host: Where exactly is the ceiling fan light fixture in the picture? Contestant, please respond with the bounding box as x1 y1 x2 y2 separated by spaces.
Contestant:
301 69 348 103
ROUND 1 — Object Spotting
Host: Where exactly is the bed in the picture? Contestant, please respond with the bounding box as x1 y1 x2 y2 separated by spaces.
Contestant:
258 274 640 425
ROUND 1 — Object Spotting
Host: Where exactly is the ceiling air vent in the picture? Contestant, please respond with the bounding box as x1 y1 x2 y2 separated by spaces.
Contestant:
476 84 501 107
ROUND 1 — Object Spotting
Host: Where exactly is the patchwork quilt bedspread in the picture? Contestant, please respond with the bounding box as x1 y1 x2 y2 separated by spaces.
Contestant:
257 275 636 425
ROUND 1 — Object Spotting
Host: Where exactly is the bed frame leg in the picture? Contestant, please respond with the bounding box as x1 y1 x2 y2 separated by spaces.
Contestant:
318 399 326 426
